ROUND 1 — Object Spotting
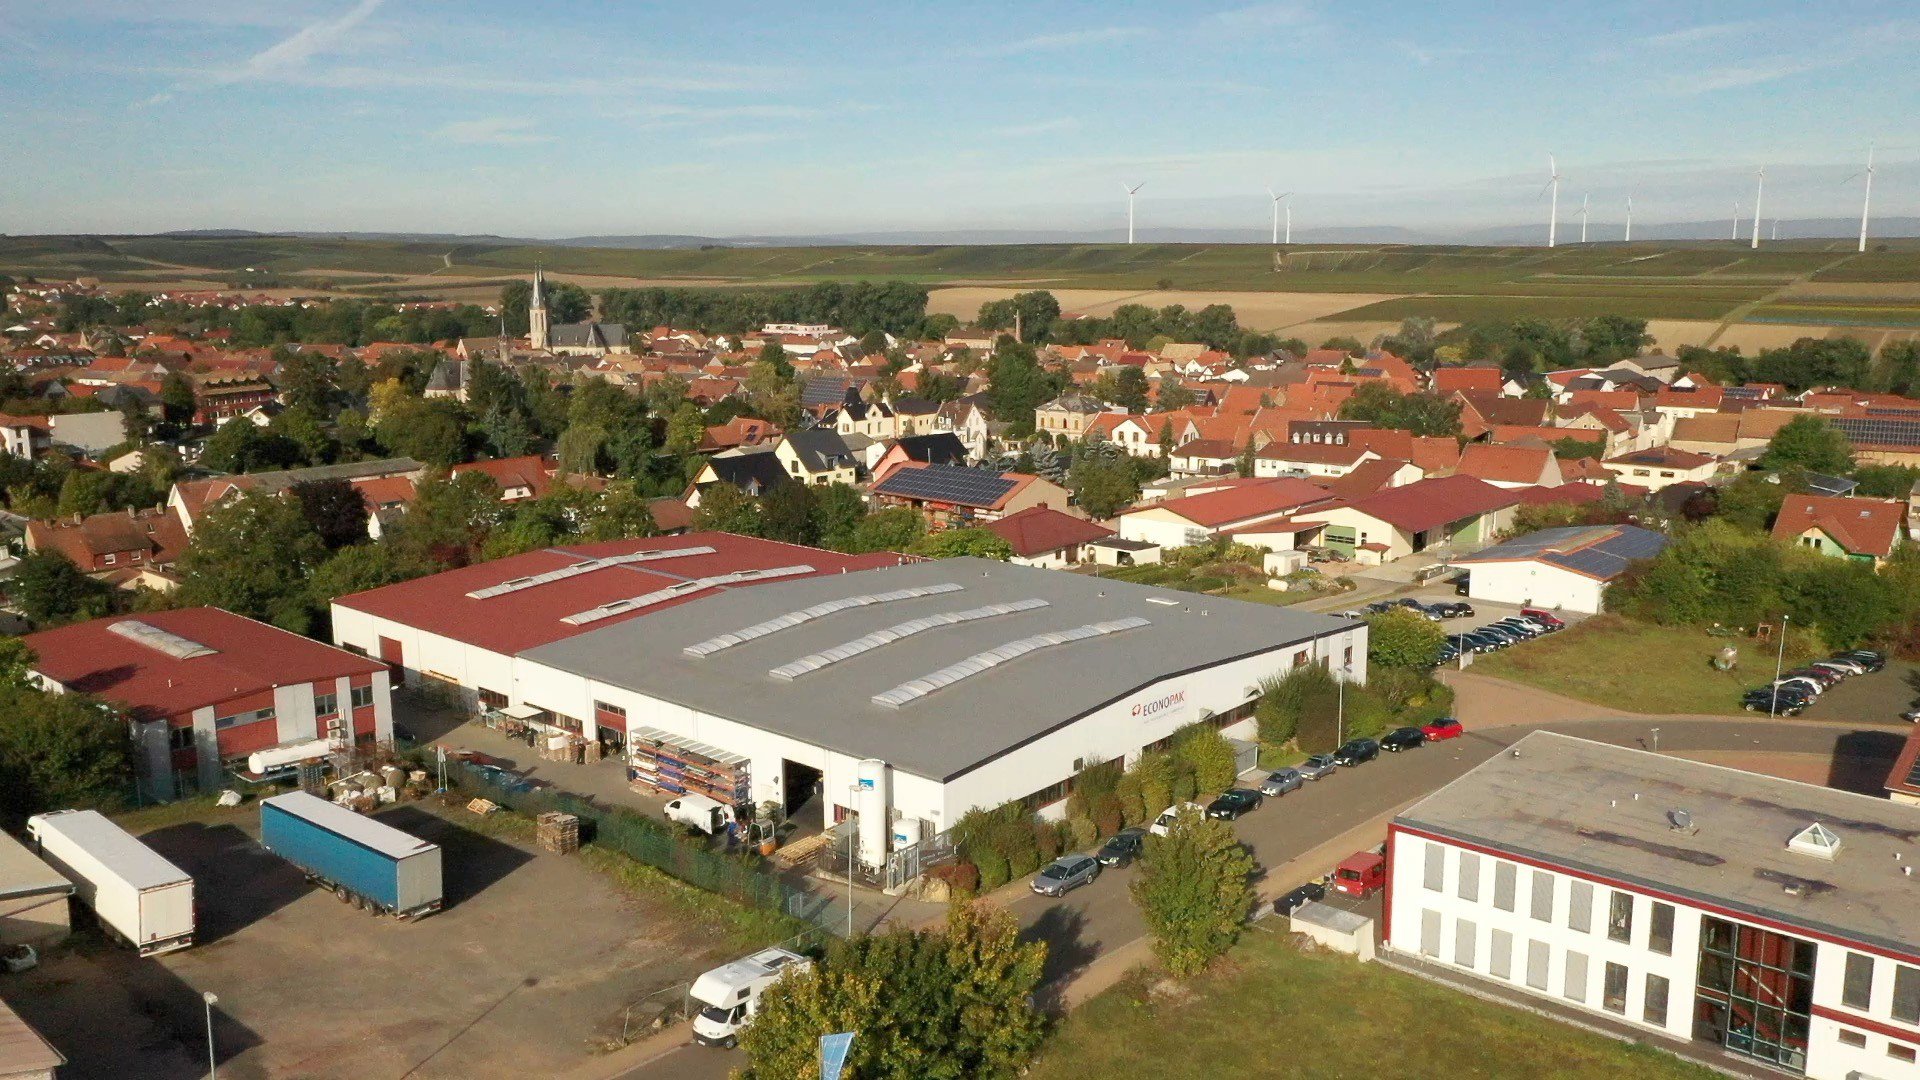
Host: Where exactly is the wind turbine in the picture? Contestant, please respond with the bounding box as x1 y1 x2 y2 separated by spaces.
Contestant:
1267 188 1293 245
1772 219 1780 242
1579 193 1590 244
1624 196 1634 242
1731 202 1740 242
1850 144 1876 253
1124 182 1145 244
1542 154 1563 248
1750 167 1765 249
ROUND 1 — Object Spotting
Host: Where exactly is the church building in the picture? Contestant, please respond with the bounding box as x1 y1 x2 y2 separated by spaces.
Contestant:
529 269 631 358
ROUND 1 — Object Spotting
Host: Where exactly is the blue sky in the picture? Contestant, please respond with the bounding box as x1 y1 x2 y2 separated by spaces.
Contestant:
1 1 1914 238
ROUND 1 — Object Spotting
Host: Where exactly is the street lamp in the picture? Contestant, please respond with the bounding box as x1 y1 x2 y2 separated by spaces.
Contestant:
1650 727 1660 754
202 991 218 1080
1771 614 1791 719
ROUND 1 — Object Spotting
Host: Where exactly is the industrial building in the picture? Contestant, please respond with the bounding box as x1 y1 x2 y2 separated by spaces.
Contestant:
0 830 70 948
335 540 1364 871
24 608 393 800
1451 524 1669 614
1387 732 1920 1080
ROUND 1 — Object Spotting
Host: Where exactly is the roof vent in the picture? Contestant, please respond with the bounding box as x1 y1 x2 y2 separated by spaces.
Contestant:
1666 809 1694 833
1788 821 1843 861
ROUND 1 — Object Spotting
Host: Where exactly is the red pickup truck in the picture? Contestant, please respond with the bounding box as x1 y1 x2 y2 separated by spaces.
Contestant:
1332 851 1387 899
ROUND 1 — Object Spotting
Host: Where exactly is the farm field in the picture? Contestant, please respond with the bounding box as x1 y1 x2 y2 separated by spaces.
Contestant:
926 286 1409 331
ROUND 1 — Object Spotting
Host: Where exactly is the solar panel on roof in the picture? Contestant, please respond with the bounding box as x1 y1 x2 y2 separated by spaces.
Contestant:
768 598 1049 679
875 464 1018 507
871 616 1150 708
683 583 964 657
465 546 718 599
561 565 814 625
1833 417 1920 448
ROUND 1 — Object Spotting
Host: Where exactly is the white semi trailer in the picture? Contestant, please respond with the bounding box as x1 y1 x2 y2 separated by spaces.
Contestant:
26 810 195 956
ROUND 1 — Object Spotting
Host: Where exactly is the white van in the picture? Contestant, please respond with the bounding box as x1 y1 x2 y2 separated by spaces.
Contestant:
1149 802 1206 837
664 794 735 835
691 947 812 1048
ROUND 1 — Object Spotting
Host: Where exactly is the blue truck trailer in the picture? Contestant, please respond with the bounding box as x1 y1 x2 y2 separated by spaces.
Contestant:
260 791 443 919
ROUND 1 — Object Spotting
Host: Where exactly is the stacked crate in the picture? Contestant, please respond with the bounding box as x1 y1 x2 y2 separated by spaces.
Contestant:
536 812 580 855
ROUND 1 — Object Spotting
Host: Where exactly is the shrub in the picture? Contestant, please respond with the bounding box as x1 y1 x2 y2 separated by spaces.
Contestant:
1170 767 1197 805
1173 723 1238 795
1007 840 1041 878
1113 771 1147 827
932 860 981 896
1032 820 1063 861
974 847 1010 891
1135 752 1173 815
1256 664 1339 749
1130 809 1257 977
1092 794 1124 838
1069 815 1098 850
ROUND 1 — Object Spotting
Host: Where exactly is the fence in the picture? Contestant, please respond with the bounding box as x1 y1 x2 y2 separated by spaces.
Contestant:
433 755 843 936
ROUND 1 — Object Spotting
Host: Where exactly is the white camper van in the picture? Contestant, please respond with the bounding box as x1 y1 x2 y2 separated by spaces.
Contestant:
690 946 812 1048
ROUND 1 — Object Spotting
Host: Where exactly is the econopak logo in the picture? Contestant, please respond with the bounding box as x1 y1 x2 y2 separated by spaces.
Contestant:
1131 690 1188 718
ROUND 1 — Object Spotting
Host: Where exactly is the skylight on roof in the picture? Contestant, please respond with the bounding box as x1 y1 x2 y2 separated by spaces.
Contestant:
684 583 964 658
1787 821 1843 861
871 616 1149 708
107 619 218 660
465 546 717 599
560 565 814 626
769 598 1049 680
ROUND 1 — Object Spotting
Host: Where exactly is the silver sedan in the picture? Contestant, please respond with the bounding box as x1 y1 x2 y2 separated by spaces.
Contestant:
1260 768 1305 796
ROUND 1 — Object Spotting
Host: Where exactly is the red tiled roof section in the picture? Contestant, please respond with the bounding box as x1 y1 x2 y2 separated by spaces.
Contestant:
450 455 554 500
981 505 1115 557
26 506 188 565
1141 477 1331 528
1457 443 1555 485
1430 368 1504 394
1771 495 1906 558
1339 475 1522 534
332 533 907 655
23 607 385 723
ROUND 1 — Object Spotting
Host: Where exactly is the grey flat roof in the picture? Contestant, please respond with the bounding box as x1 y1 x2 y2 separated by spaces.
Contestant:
0 830 69 901
1397 732 1920 958
523 558 1354 781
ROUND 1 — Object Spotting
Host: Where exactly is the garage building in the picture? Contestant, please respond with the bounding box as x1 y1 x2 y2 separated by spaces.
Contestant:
511 557 1365 869
1451 524 1668 614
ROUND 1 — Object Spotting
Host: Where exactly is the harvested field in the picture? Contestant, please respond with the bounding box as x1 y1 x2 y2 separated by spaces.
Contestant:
925 287 1408 331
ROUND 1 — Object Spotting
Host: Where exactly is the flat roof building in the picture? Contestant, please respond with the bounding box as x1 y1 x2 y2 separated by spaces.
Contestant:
0 830 71 948
1388 731 1920 1080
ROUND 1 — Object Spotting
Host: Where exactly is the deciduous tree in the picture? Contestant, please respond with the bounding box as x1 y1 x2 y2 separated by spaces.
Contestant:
1130 808 1256 976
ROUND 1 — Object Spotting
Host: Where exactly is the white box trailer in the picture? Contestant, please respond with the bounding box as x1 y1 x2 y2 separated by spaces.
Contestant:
25 809 195 956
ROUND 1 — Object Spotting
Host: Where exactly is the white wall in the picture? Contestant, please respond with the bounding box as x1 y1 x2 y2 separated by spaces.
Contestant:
1117 510 1212 550
1464 562 1607 614
331 605 514 711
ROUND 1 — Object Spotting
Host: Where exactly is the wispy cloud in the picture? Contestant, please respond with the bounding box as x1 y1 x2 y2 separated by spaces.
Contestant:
1642 20 1760 49
146 0 383 103
990 118 1079 138
1680 60 1819 93
1206 3 1313 31
701 131 799 149
971 26 1146 57
434 117 555 146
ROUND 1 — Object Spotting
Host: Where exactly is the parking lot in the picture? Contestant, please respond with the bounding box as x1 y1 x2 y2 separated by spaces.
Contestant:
8 798 735 1080
1787 659 1920 725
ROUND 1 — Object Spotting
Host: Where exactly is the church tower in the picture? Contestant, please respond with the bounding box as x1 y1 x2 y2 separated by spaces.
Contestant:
528 267 550 351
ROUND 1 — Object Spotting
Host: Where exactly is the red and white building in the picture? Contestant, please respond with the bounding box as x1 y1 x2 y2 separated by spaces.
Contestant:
24 608 392 801
1388 731 1920 1080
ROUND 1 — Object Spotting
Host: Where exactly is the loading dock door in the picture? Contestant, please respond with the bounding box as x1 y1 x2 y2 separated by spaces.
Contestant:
1323 525 1357 557
378 636 403 677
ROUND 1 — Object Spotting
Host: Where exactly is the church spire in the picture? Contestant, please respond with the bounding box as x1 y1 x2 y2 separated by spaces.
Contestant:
528 265 550 351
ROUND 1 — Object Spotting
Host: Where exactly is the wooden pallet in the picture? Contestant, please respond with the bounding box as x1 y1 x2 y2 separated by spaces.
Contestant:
768 830 835 870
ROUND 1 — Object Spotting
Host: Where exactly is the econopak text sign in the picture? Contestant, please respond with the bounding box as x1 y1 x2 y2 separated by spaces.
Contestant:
1130 688 1189 723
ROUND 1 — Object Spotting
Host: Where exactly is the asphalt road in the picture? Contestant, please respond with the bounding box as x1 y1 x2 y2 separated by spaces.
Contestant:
625 712 1898 1078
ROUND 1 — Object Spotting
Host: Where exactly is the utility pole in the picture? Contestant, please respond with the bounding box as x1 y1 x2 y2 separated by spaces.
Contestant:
1770 614 1790 718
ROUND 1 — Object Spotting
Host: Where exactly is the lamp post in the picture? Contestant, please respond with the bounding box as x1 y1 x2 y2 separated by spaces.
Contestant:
846 783 859 939
202 991 218 1080
1335 630 1351 746
1650 727 1660 754
1771 614 1790 719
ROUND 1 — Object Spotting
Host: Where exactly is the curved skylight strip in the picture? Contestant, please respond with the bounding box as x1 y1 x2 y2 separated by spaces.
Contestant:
684 582 964 658
768 598 1049 680
466 546 718 599
871 617 1150 708
560 565 814 626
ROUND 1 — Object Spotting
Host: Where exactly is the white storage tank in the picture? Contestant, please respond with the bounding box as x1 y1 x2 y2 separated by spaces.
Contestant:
855 759 889 868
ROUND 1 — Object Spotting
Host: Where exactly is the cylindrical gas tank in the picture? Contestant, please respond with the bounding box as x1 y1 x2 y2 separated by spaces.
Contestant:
855 759 888 868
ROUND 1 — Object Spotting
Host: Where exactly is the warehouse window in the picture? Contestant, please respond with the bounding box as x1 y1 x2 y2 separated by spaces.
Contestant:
1420 910 1441 957
169 726 195 751
215 707 275 730
1893 1045 1918 1064
1603 963 1628 1014
1457 851 1480 902
1423 843 1444 891
1567 880 1592 933
1893 966 1920 1025
1525 940 1550 990
1563 951 1588 1003
1489 929 1513 980
1454 919 1476 968
1530 871 1554 922
1648 902 1674 956
1494 862 1516 912
594 700 627 718
1844 953 1874 1011
1839 1030 1866 1048
314 690 338 718
1608 891 1634 943
478 688 508 709
351 685 374 710
1644 974 1670 1027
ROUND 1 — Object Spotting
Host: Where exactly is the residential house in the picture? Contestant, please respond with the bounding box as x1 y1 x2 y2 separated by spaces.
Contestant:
867 462 1070 529
0 415 51 458
1035 393 1110 441
1290 475 1523 565
450 455 555 502
1831 416 1920 467
981 505 1116 568
1456 444 1563 489
191 373 277 426
1600 446 1719 493
931 395 992 459
25 506 189 583
167 458 426 534
867 433 970 479
1169 438 1242 478
774 430 861 487
1771 495 1908 567
1114 477 1331 550
697 417 779 454
685 448 793 507
1254 440 1379 480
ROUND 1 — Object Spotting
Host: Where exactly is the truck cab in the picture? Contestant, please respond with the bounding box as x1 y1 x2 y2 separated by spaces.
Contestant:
1332 851 1386 899
690 947 812 1049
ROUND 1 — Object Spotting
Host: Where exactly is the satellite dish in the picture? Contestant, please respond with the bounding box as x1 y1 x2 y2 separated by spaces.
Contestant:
1668 809 1693 831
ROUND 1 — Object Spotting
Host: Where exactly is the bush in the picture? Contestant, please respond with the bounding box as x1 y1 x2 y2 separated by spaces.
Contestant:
1032 820 1063 861
1114 771 1147 827
1135 752 1174 816
932 860 981 896
1007 839 1041 878
1069 815 1098 851
1091 794 1124 838
974 847 1010 891
1173 723 1239 795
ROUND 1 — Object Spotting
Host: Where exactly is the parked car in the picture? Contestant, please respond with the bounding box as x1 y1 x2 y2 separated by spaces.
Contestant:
1332 738 1379 766
1332 851 1387 898
1772 676 1825 698
1811 659 1863 678
1838 649 1886 673
1149 802 1207 837
1095 828 1147 867
1206 789 1264 820
1421 717 1466 741
1462 631 1506 653
1452 575 1470 596
1259 768 1305 796
1381 727 1427 752
1745 687 1812 714
1031 854 1100 897
1904 707 1920 723
1786 667 1842 687
1491 618 1543 638
1439 601 1475 618
1273 880 1328 917
1297 754 1338 780
1519 608 1566 629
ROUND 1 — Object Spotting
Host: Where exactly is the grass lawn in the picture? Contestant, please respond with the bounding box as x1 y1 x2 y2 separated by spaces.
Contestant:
1469 615 1812 716
1026 932 1721 1080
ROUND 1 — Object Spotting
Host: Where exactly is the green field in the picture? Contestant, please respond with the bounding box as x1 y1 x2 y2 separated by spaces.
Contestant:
7 234 1920 327
1026 931 1721 1080
1470 615 1812 716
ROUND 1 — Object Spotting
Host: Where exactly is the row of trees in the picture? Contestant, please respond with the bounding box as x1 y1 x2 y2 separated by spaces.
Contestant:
58 292 503 348
0 640 132 825
597 281 933 338
1677 338 1919 395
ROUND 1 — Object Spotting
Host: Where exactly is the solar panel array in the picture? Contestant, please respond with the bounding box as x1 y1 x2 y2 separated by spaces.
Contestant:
683 583 965 658
1832 417 1920 449
769 598 1050 680
560 565 815 626
1544 526 1669 578
873 464 1018 507
466 546 718 599
108 619 219 660
871 616 1150 708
